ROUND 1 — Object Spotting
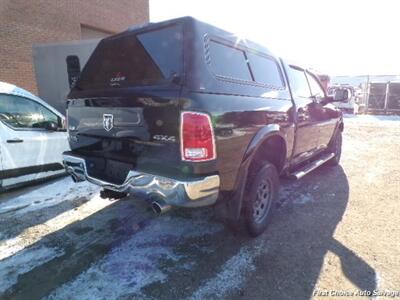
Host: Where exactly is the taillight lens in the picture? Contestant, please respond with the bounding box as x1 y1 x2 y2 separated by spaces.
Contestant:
181 111 216 161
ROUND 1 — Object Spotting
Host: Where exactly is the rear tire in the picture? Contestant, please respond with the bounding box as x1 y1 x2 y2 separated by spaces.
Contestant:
327 131 342 166
244 162 279 237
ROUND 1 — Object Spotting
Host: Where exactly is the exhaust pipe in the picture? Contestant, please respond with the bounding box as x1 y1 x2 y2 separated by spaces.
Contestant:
151 201 172 215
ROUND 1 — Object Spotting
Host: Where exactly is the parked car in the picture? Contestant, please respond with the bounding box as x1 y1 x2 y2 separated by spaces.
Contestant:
327 84 356 113
63 17 348 236
0 81 69 190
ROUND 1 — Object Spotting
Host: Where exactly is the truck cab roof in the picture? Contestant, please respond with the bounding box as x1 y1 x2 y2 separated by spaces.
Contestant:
71 16 290 100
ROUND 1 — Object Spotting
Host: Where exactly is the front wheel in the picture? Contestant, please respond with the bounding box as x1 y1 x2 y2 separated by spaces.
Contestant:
244 162 279 237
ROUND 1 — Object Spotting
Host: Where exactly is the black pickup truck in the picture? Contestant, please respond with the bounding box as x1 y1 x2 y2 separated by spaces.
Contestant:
63 17 348 236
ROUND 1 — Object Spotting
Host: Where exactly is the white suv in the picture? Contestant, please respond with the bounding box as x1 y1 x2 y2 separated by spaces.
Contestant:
0 81 69 190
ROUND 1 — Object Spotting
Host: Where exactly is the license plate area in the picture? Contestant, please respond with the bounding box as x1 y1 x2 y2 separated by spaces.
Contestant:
86 157 133 185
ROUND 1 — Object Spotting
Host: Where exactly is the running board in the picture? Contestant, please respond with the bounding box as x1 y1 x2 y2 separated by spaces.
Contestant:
289 153 335 180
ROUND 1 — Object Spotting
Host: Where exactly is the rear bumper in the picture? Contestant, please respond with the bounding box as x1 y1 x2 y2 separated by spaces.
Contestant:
62 153 220 207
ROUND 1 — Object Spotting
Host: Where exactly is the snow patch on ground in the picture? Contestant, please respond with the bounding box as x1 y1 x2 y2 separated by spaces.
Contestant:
189 244 263 300
0 245 64 293
344 114 400 124
0 236 24 261
0 192 113 261
47 212 223 300
0 177 99 215
373 272 383 300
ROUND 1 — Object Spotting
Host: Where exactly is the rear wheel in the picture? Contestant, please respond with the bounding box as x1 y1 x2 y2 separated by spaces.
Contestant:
327 131 342 166
244 162 279 237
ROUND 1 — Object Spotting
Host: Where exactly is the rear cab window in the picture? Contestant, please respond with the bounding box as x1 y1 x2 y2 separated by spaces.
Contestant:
75 23 183 90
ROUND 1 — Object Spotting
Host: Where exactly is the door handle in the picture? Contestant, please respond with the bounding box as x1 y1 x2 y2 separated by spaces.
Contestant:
7 138 23 143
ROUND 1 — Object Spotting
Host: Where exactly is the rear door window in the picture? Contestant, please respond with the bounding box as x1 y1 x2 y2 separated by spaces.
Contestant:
247 52 284 88
208 41 252 81
76 24 183 89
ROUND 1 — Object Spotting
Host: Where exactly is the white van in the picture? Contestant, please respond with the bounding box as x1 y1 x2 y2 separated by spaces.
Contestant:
0 82 69 190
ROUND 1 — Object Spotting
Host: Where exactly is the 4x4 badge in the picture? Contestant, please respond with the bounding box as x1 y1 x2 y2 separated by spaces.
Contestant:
103 114 114 131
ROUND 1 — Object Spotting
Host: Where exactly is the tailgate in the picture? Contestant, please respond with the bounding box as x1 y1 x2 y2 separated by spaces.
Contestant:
67 91 184 180
68 105 143 138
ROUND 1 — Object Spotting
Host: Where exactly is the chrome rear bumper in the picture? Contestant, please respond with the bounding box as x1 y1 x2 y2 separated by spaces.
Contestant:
62 154 220 207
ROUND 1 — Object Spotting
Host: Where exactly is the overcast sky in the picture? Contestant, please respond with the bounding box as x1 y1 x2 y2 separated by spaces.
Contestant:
150 0 400 76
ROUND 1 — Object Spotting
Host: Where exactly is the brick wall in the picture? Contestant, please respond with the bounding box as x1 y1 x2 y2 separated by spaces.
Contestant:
0 0 149 94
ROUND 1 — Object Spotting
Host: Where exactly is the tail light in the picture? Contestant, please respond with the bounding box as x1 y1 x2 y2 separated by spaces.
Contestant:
181 111 216 161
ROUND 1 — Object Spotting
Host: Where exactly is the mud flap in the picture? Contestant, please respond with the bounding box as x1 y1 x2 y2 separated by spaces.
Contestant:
214 162 249 224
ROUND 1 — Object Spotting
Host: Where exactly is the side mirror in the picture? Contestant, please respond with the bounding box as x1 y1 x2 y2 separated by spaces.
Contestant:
333 89 350 102
43 121 59 131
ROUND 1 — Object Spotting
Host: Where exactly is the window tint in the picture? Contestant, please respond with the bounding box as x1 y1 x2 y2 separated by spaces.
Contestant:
208 41 252 81
40 105 59 124
76 24 183 89
306 72 325 98
247 52 283 87
0 94 58 129
287 67 311 98
137 26 182 78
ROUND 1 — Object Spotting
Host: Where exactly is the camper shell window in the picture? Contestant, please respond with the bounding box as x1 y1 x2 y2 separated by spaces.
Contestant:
246 52 284 88
208 40 252 81
75 24 183 89
207 38 285 89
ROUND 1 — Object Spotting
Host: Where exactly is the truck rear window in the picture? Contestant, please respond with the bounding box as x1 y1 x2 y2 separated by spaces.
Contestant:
75 24 183 89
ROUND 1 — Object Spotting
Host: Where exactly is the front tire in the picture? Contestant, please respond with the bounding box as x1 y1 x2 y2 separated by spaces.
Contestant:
244 162 279 237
